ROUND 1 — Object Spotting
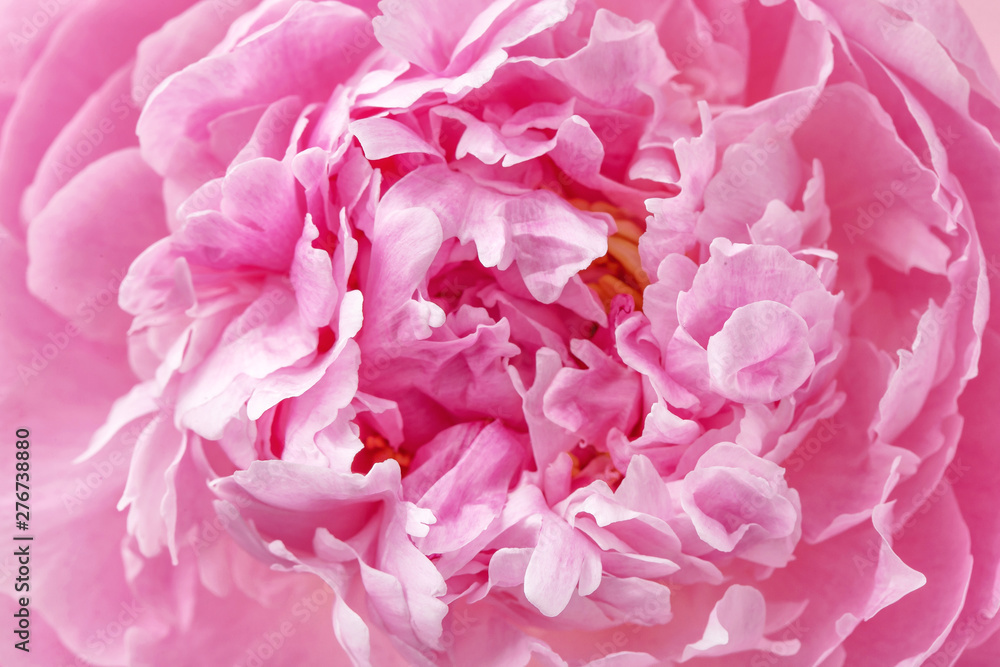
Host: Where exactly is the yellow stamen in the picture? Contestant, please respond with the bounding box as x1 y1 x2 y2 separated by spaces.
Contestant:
568 450 623 489
364 435 412 471
570 200 650 311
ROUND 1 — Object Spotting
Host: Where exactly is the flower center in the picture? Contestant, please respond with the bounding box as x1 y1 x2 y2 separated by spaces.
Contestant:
352 433 412 475
568 446 623 491
572 200 649 311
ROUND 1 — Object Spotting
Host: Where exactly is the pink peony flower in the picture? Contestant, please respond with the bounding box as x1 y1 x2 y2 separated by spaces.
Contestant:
2 0 1000 665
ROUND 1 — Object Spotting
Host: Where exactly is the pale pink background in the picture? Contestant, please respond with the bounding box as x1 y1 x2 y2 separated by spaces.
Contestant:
960 0 1000 72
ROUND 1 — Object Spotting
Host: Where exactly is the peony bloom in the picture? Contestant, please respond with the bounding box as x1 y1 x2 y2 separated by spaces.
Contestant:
2 0 1000 665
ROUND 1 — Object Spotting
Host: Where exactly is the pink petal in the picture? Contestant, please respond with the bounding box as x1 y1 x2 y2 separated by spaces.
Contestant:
0 0 195 234
524 515 602 617
410 422 525 554
706 301 816 404
26 148 167 342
